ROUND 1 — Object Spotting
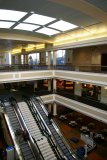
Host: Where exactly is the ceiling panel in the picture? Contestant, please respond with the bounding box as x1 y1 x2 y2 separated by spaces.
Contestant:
35 1 99 27
37 2 76 19
65 12 99 27
0 0 100 27
0 0 48 13
86 0 107 12
0 0 106 49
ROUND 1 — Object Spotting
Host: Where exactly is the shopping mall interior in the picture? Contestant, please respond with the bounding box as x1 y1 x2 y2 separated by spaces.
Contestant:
0 0 107 160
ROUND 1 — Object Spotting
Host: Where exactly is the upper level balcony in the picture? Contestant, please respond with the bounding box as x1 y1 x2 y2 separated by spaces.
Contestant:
0 64 106 73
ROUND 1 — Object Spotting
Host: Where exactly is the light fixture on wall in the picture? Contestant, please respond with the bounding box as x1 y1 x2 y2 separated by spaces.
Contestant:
76 81 80 84
104 86 107 90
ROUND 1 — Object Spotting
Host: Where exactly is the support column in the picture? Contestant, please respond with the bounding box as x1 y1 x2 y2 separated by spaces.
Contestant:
100 86 107 104
74 82 82 96
53 79 56 93
53 50 56 66
34 80 38 92
23 54 28 64
25 54 28 64
48 51 51 65
48 104 52 112
65 49 73 65
48 79 51 91
53 103 57 116
17 54 21 64
23 54 26 64
11 55 15 64
15 55 19 64
40 52 46 65
48 51 51 69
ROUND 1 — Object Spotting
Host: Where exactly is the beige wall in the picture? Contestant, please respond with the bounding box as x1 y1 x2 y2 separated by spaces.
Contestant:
72 45 107 66
72 47 92 66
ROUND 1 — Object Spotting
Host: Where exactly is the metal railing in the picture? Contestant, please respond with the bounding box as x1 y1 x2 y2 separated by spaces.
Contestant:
9 97 43 160
23 96 64 160
56 90 107 111
0 64 107 73
32 96 84 160
37 96 86 160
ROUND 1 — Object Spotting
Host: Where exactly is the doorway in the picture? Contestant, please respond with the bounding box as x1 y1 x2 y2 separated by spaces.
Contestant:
101 53 107 71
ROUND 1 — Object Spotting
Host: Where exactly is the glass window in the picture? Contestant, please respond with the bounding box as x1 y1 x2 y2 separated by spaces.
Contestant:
56 50 65 65
28 53 40 65
21 55 24 64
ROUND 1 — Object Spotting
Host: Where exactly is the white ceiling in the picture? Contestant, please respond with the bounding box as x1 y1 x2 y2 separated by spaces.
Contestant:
0 0 107 49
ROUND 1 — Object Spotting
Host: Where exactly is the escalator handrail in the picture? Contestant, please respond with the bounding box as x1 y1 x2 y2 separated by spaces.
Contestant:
3 101 25 160
25 97 64 160
10 99 43 160
35 96 86 160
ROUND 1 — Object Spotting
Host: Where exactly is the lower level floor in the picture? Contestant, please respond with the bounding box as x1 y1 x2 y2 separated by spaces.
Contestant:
53 106 107 160
0 83 107 160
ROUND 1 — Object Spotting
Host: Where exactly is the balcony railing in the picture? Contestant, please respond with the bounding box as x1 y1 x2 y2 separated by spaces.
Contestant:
0 64 107 73
56 90 107 111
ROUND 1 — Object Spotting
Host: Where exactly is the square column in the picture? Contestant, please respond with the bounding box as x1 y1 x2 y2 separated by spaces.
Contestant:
53 103 57 116
40 52 46 65
65 49 73 65
74 82 82 96
53 79 56 93
53 50 56 66
101 86 107 104
48 79 51 91
34 80 38 92
48 51 51 66
48 104 52 112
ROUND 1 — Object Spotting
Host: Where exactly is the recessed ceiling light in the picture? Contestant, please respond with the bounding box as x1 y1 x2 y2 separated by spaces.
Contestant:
14 23 40 31
24 14 56 25
36 27 60 36
48 20 78 31
0 9 27 21
0 21 15 28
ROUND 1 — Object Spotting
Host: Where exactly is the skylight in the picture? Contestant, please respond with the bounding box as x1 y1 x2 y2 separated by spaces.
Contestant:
48 20 78 31
36 27 60 36
0 9 27 21
14 23 40 31
0 9 78 36
0 21 15 28
24 14 56 25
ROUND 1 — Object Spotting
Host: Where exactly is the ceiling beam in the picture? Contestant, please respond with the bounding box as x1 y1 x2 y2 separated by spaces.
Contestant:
0 32 53 43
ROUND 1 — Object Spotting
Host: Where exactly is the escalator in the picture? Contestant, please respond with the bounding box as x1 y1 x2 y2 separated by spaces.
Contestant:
3 101 36 160
23 96 76 160
17 101 58 160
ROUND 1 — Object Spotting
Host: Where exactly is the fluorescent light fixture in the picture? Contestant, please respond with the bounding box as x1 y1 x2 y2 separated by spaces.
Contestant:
0 9 27 21
0 21 15 28
36 27 60 35
14 23 40 31
24 14 56 25
49 20 78 31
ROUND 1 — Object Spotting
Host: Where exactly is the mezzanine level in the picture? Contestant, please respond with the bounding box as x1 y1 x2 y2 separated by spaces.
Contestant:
0 65 107 87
